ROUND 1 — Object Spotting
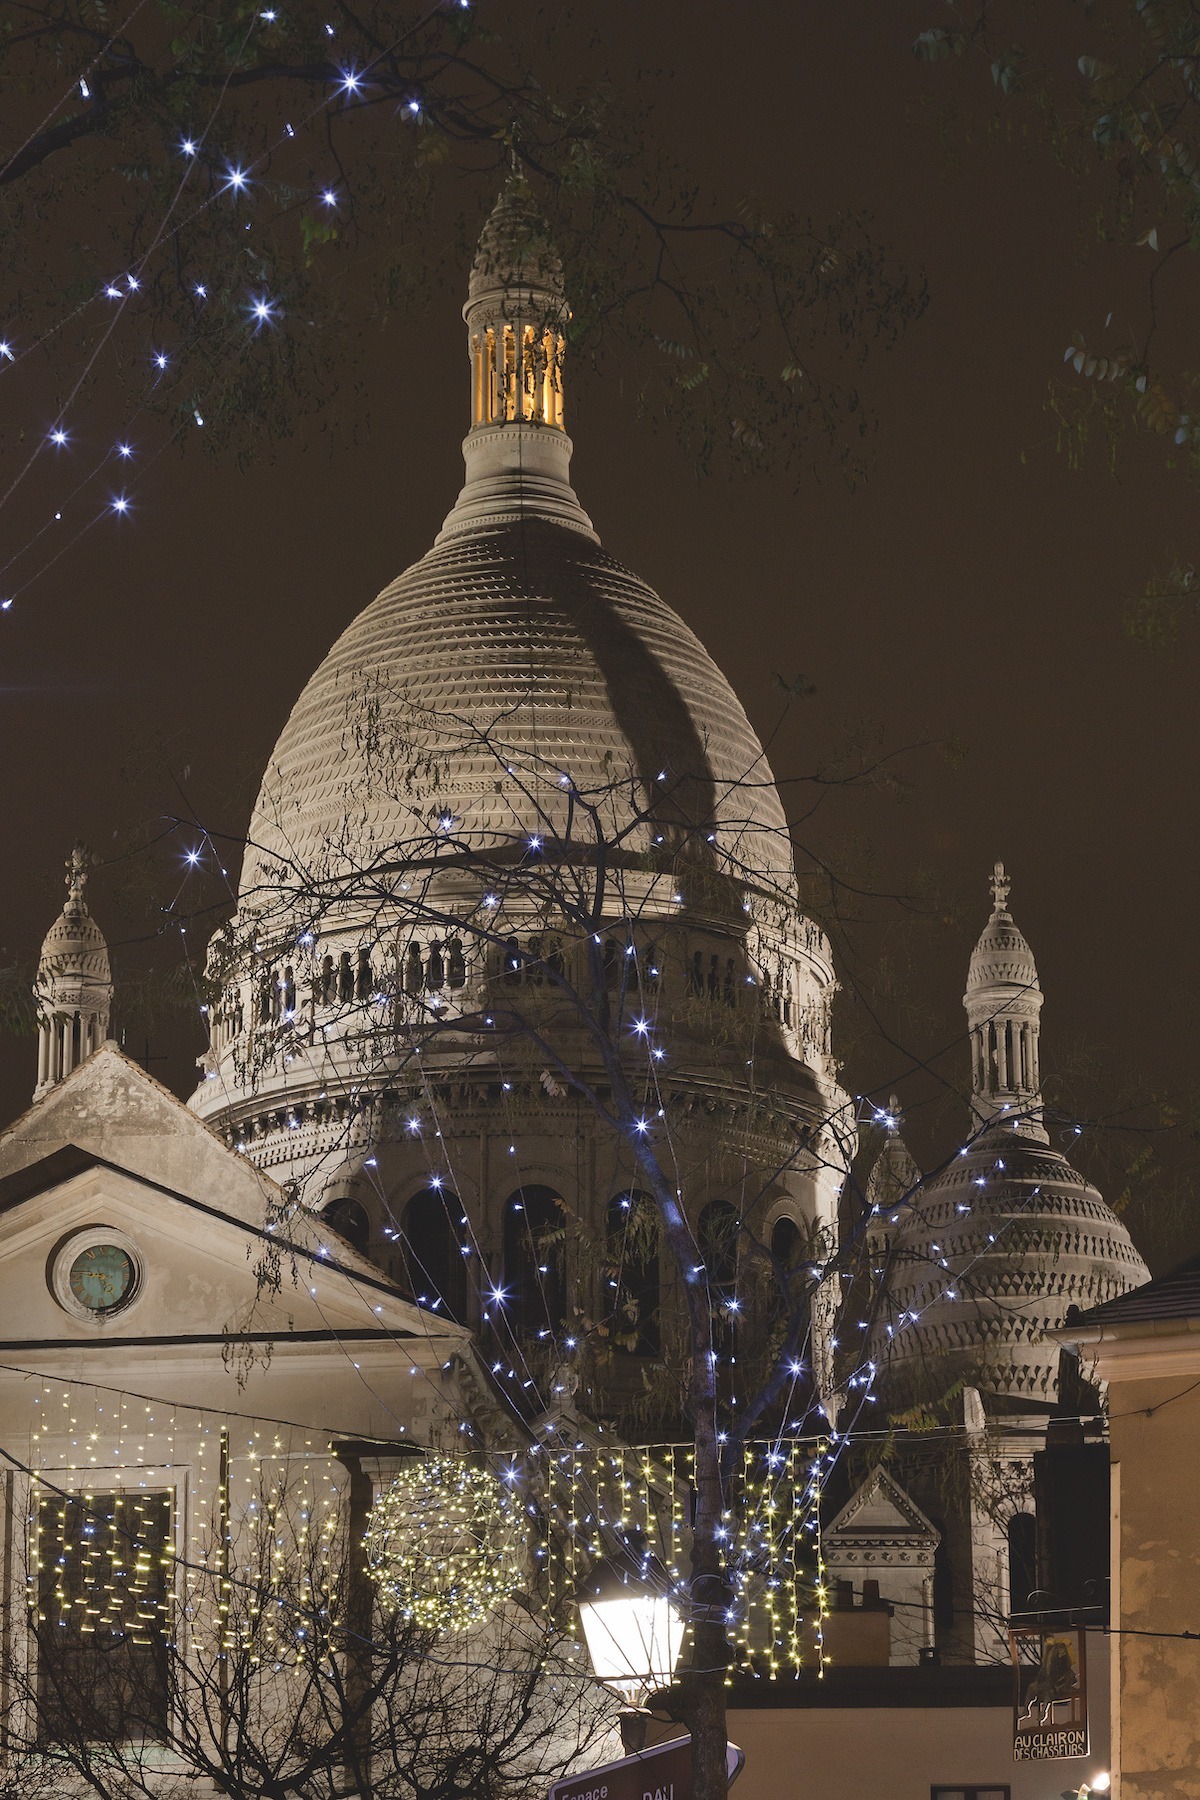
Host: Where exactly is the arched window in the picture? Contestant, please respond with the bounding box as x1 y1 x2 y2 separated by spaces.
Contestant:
771 1215 802 1268
699 1199 739 1355
607 1193 660 1355
1008 1512 1038 1618
402 1188 468 1323
325 1197 370 1258
502 1186 565 1339
404 943 423 995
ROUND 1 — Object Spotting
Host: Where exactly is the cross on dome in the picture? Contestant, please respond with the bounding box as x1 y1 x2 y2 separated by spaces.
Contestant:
65 839 95 911
989 859 1010 914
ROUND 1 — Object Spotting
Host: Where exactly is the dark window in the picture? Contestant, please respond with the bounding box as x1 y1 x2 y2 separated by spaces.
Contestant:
35 1490 171 1743
326 1197 370 1257
699 1199 739 1356
931 1514 955 1629
607 1192 660 1354
402 1188 468 1323
404 943 423 995
503 1185 565 1338
771 1215 802 1267
1008 1512 1038 1617
932 1788 1010 1800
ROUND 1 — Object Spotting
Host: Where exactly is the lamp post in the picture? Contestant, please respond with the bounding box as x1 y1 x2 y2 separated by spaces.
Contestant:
574 1534 685 1754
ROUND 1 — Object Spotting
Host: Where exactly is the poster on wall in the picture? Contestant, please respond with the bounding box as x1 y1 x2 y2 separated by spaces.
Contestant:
1010 1626 1088 1761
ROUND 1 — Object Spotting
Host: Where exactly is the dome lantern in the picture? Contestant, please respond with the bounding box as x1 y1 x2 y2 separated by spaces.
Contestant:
33 843 112 1100
438 170 596 542
964 861 1047 1144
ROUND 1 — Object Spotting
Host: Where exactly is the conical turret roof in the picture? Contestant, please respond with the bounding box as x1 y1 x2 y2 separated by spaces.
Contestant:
467 171 565 309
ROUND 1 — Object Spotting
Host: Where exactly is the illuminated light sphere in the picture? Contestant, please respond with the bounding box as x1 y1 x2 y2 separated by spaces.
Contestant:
363 1456 523 1632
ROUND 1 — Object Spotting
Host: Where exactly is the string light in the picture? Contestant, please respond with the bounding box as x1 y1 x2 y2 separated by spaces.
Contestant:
364 1458 521 1632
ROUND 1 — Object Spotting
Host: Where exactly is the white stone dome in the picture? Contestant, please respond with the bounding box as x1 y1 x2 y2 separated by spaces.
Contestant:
240 515 793 903
867 1134 1149 1402
866 866 1149 1405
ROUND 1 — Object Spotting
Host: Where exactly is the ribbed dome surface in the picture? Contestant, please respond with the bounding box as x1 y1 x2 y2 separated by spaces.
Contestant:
967 910 1038 993
40 907 108 965
241 517 792 899
868 1134 1149 1402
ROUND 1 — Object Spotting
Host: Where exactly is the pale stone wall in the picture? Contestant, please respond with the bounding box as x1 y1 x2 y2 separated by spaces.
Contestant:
1111 1378 1200 1800
725 1674 1110 1800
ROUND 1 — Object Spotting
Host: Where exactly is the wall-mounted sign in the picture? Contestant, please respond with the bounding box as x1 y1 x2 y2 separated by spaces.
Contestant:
1010 1626 1088 1761
551 1736 744 1800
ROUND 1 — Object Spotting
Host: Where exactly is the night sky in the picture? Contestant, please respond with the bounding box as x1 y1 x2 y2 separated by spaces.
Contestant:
3 5 1196 1253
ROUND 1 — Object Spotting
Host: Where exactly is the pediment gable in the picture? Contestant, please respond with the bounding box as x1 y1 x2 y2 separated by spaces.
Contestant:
1 1043 286 1230
0 1154 448 1348
826 1465 939 1543
0 1044 387 1289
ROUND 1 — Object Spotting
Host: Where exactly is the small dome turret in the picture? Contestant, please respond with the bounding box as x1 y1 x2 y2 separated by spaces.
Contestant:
33 843 112 1099
866 861 1148 1406
964 861 1046 1143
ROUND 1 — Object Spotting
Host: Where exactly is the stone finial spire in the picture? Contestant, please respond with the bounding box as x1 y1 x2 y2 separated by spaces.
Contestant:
437 169 596 543
964 861 1048 1143
33 842 112 1100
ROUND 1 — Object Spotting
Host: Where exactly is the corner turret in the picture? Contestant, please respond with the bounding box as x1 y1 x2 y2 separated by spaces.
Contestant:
33 844 112 1100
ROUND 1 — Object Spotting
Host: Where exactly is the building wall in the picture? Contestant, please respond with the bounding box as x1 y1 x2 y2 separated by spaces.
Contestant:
1110 1377 1200 1800
726 1662 1110 1800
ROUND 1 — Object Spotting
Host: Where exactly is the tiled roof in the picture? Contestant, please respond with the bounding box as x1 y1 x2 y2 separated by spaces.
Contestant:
1069 1250 1200 1327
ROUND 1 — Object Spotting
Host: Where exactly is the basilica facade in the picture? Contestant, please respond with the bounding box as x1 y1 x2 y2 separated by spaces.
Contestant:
0 174 1151 1747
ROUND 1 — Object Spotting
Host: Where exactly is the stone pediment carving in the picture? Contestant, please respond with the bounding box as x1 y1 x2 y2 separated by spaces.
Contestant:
825 1465 940 1548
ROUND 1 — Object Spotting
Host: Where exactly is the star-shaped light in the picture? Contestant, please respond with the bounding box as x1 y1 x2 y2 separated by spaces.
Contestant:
222 165 249 194
48 427 69 448
109 493 131 516
247 293 279 329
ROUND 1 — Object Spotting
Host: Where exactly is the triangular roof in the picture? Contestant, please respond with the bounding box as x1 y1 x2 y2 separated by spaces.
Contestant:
825 1465 940 1544
0 1042 388 1290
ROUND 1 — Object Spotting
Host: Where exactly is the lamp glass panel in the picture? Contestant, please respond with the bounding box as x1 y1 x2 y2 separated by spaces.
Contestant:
579 1592 684 1702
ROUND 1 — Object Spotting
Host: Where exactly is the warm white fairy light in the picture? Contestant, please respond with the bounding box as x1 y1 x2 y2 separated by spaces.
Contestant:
364 1457 522 1632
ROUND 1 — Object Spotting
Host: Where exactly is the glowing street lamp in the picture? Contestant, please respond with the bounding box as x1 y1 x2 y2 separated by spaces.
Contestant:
575 1535 684 1752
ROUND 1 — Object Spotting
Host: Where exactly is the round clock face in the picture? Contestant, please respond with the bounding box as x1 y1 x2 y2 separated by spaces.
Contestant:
67 1243 136 1313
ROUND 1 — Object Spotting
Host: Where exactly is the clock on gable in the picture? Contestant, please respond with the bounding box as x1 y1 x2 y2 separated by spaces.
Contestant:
51 1228 142 1321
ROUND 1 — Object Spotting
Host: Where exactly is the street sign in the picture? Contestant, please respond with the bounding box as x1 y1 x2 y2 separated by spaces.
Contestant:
551 1735 745 1800
1010 1626 1089 1761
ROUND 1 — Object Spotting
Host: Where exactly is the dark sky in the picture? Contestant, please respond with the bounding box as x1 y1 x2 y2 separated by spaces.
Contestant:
3 5 1196 1247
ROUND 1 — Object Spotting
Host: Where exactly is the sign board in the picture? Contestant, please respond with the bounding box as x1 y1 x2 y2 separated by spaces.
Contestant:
1010 1626 1088 1762
551 1735 744 1800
